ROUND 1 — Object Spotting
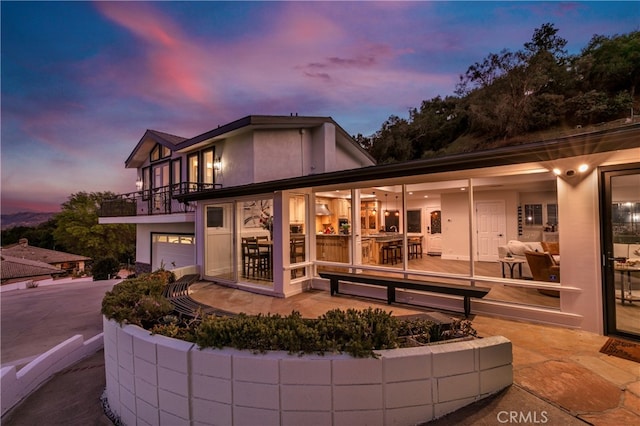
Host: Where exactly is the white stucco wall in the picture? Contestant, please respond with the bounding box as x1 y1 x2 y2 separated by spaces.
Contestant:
214 134 254 188
557 171 604 334
103 318 512 426
255 129 308 182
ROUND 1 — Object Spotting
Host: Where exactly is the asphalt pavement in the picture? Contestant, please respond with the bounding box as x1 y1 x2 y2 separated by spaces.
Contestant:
1 278 118 424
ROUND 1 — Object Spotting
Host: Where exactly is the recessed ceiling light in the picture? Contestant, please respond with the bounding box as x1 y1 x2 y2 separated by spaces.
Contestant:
552 168 562 175
423 195 429 198
578 164 589 173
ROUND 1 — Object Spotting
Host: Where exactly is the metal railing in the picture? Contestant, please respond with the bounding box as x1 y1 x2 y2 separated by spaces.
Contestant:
98 182 220 217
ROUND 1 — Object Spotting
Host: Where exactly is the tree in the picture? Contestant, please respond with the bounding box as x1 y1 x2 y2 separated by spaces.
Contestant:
457 23 570 138
524 22 568 62
574 31 639 117
53 191 135 263
1 218 60 250
368 115 413 163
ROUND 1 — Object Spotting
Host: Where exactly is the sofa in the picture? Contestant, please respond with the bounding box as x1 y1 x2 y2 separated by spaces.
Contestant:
498 240 560 279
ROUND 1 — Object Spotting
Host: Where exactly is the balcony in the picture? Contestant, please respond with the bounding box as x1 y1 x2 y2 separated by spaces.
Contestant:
98 183 220 217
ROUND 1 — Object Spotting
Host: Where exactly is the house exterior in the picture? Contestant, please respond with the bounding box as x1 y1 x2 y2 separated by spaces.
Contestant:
100 115 640 341
1 239 90 275
99 115 375 275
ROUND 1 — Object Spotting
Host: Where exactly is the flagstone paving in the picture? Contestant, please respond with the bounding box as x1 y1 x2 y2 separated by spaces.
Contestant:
191 284 640 425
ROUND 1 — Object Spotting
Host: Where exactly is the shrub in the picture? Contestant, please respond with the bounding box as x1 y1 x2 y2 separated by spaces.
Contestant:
92 257 120 281
101 270 174 327
103 274 477 358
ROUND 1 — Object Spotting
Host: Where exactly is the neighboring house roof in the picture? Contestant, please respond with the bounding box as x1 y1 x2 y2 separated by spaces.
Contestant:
177 122 640 202
125 129 189 168
1 240 91 264
1 254 61 281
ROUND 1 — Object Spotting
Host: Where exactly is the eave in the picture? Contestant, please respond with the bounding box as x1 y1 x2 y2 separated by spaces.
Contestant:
176 123 640 202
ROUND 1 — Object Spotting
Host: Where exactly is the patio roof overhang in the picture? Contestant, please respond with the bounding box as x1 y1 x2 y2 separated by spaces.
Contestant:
176 123 640 202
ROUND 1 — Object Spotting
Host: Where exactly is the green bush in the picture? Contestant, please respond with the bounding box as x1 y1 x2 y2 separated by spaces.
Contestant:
92 257 120 281
101 270 174 327
103 273 477 358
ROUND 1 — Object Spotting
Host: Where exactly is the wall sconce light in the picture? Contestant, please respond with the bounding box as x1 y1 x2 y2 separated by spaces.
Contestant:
213 157 222 171
135 177 143 191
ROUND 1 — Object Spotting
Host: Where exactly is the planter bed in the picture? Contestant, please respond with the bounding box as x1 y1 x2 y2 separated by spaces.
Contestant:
103 317 512 426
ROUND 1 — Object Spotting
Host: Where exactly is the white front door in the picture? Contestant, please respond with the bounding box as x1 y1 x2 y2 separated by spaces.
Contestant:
426 208 442 255
476 201 506 261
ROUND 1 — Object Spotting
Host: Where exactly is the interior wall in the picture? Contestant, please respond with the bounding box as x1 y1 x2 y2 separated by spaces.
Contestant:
441 192 470 260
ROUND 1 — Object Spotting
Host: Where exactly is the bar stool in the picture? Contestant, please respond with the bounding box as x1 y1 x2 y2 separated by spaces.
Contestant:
382 244 401 265
381 245 394 264
409 238 423 259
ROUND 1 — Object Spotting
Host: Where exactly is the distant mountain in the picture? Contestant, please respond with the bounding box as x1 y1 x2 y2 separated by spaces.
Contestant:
0 212 56 230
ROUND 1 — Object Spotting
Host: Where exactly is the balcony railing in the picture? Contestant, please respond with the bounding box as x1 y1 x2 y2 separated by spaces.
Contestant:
98 182 220 217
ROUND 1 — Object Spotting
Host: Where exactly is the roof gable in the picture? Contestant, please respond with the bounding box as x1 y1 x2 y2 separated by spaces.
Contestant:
125 129 188 169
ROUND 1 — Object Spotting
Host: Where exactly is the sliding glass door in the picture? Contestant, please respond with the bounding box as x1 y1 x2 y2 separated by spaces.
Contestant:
601 165 640 340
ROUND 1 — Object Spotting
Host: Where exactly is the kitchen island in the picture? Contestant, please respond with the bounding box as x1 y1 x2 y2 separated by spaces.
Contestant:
367 233 404 264
316 234 351 263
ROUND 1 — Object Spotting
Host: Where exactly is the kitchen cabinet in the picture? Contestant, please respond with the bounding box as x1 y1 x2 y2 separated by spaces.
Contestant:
361 202 379 233
334 198 351 218
289 196 305 223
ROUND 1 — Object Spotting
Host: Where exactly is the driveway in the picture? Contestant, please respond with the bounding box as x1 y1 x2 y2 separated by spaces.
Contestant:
1 279 118 366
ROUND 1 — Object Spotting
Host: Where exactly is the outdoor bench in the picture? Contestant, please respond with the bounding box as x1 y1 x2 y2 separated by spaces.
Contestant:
163 274 231 318
319 272 490 317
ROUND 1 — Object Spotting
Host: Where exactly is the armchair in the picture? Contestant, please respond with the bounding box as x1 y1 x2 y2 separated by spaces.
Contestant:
524 251 560 297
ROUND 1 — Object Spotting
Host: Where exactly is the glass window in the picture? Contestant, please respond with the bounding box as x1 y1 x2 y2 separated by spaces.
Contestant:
150 145 160 162
188 153 199 190
525 204 543 225
236 198 274 286
171 159 181 187
289 194 307 279
407 210 421 233
207 207 224 228
203 149 215 185
546 204 558 226
151 144 171 161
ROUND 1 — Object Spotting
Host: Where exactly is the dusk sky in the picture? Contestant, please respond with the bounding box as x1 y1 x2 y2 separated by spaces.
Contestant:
1 1 638 214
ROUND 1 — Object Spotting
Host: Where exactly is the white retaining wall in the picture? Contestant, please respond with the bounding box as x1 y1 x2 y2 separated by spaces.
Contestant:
103 318 512 426
1 333 104 416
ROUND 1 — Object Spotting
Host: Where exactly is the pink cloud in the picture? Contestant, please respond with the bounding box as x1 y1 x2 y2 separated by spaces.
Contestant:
94 2 214 105
91 1 444 119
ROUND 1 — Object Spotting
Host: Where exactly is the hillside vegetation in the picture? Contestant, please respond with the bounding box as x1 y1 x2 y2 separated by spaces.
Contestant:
360 24 639 163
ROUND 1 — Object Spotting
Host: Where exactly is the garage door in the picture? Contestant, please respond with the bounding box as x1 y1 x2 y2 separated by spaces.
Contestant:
152 234 195 270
